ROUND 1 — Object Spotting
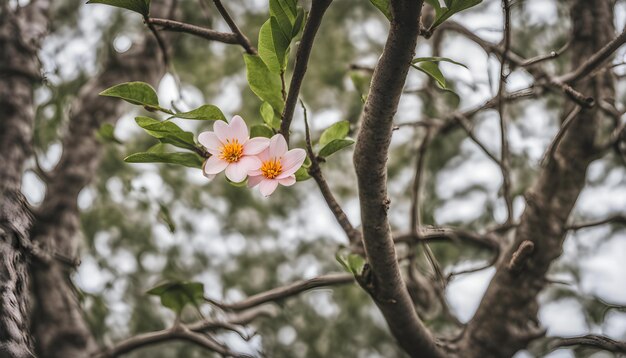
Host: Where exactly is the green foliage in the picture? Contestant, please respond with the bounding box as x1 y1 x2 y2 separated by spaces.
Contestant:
259 17 291 73
97 123 122 144
336 250 366 276
244 54 284 113
124 152 204 168
319 138 355 158
317 120 354 158
294 166 311 181
99 82 165 111
424 0 483 29
158 202 176 233
146 281 204 315
86 0 150 16
411 57 466 95
169 105 226 121
135 117 197 151
369 0 391 21
260 101 281 129
250 124 275 138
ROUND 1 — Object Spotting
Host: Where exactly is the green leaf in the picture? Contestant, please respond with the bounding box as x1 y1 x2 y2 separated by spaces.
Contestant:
412 56 467 68
269 0 297 38
369 0 391 21
147 281 204 314
244 54 284 113
124 152 204 168
250 124 275 138
335 251 366 275
135 117 197 151
170 105 226 121
260 102 281 129
412 61 448 89
86 0 150 16
319 120 350 147
426 0 483 29
97 123 122 144
319 138 355 158
259 17 291 73
291 8 305 38
99 82 160 109
157 202 176 233
294 166 311 181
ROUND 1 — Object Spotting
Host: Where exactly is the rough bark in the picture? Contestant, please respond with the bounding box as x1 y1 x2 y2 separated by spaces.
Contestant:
29 8 168 358
352 1 443 357
0 0 51 356
456 1 615 357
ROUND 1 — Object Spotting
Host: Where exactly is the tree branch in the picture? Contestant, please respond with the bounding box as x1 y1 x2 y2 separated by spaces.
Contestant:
352 0 443 356
97 324 248 358
206 273 353 311
548 334 626 354
565 214 626 230
558 26 626 84
147 18 240 45
212 0 257 55
302 102 361 244
279 0 333 143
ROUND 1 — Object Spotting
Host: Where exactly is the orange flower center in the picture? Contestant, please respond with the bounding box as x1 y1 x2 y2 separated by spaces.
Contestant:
219 139 243 163
261 159 282 179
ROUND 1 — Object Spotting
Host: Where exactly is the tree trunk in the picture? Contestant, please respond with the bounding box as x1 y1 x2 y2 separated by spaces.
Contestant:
29 13 168 358
0 1 51 356
457 1 615 357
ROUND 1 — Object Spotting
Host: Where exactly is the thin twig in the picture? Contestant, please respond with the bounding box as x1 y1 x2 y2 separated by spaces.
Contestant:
212 0 257 55
301 101 361 244
498 0 513 225
520 40 570 67
280 0 333 143
541 105 582 166
454 114 503 165
548 334 626 354
147 17 239 45
565 214 626 230
145 17 170 65
206 272 354 311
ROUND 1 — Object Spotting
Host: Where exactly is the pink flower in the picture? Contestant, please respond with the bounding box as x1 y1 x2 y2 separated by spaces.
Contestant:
198 115 270 183
248 134 306 196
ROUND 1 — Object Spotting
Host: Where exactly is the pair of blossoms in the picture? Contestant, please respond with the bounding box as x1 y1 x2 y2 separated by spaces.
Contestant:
198 116 306 196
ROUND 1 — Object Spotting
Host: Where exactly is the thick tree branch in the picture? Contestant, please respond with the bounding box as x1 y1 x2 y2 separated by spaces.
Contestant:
279 0 333 143
352 0 443 356
457 2 616 356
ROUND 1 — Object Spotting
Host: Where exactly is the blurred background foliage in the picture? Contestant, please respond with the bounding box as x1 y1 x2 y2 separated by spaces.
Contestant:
27 0 626 356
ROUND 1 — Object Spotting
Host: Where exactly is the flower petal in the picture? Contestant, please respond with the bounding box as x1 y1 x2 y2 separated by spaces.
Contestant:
213 119 230 143
229 115 249 143
203 156 229 175
277 148 306 178
247 175 264 188
259 179 279 196
203 173 216 182
243 137 270 155
278 175 296 186
269 134 288 158
225 156 260 183
198 131 222 155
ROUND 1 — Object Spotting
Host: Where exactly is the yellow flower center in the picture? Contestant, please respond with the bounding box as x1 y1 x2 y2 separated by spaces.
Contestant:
261 159 282 179
219 139 244 163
